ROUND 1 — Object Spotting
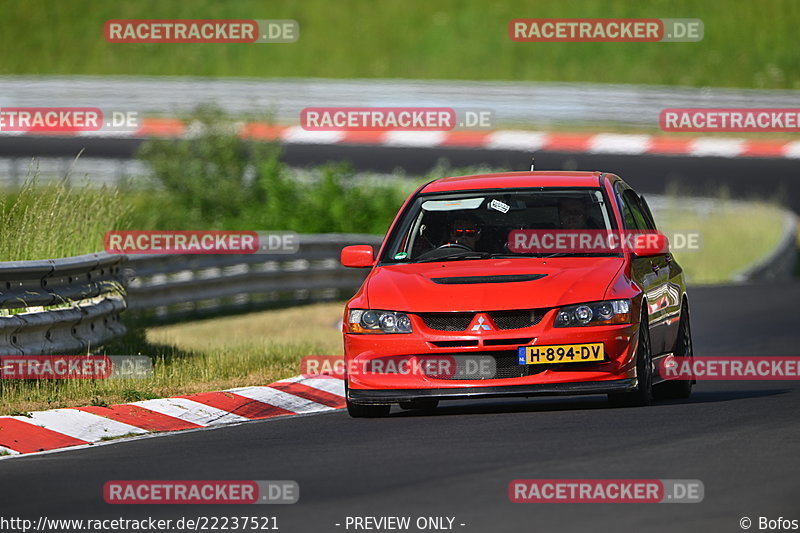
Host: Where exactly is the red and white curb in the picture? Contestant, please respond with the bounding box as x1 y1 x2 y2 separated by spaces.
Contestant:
6 118 800 159
0 375 344 457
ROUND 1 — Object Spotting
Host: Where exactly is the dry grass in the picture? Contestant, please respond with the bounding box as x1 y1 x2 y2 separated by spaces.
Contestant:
146 303 343 354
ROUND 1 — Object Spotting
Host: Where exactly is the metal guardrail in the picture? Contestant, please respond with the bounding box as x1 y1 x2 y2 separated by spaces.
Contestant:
124 234 382 323
3 76 800 127
0 235 381 353
0 253 127 355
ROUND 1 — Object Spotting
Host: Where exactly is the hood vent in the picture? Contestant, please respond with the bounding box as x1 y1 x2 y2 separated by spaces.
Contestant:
430 274 546 285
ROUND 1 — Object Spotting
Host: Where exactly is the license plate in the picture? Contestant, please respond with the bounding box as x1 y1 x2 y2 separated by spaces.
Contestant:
518 343 605 365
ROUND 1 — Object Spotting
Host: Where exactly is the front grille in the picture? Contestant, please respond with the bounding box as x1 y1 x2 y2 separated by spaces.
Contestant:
492 351 532 379
418 310 546 331
419 313 474 331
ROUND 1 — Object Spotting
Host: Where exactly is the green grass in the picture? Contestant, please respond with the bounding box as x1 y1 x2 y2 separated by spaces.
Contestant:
656 197 787 285
0 176 129 261
0 0 797 88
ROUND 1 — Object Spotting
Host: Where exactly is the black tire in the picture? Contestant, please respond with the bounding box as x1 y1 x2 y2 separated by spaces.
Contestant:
608 307 654 408
399 399 439 411
345 382 391 418
655 301 694 400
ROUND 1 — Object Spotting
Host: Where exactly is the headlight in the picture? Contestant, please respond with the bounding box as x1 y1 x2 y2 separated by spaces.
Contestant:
554 299 631 327
348 309 413 334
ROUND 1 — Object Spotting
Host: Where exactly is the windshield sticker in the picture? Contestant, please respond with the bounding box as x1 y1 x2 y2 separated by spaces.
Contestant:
393 252 409 260
422 198 484 211
489 199 510 213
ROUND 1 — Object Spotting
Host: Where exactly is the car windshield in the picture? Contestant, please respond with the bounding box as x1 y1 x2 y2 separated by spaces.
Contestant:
382 188 617 263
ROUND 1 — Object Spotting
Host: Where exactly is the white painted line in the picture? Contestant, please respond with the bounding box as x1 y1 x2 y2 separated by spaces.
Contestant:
78 129 136 138
8 410 147 442
383 131 446 147
228 386 334 414
589 134 652 154
783 141 800 158
485 130 548 151
281 376 345 396
131 398 249 426
689 138 745 157
280 126 345 144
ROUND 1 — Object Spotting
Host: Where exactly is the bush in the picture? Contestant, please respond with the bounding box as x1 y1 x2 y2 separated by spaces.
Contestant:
135 107 410 234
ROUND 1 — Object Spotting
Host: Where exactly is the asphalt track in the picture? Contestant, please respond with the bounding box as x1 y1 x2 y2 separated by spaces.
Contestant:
1 281 799 532
2 137 800 211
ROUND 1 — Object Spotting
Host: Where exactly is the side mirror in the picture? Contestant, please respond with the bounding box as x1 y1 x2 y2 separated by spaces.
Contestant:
341 245 375 268
631 232 669 257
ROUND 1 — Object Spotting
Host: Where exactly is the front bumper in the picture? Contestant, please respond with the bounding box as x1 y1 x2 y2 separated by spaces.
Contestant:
347 378 638 404
344 315 640 393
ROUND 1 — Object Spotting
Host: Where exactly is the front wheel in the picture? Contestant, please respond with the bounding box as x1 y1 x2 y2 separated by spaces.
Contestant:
608 307 654 408
655 301 694 400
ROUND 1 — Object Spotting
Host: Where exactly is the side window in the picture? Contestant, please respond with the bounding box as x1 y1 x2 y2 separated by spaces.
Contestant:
623 190 651 230
615 186 638 230
638 195 658 230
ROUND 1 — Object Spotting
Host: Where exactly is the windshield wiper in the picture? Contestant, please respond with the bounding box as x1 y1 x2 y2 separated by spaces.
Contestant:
541 252 621 258
485 253 530 259
414 250 617 263
416 251 492 263
541 252 571 259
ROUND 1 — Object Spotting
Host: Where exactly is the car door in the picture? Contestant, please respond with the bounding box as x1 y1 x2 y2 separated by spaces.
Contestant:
638 192 684 353
615 185 669 354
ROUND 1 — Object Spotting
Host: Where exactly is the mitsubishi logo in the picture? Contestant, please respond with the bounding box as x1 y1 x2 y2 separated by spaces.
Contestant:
471 315 492 332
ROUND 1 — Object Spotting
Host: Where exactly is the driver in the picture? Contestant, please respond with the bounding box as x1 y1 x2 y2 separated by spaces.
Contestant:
448 216 481 250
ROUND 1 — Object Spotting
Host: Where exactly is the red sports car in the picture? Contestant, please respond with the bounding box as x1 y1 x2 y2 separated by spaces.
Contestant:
340 171 694 417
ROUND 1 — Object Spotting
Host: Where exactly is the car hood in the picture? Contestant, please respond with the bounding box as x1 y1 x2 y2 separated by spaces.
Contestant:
365 257 624 312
